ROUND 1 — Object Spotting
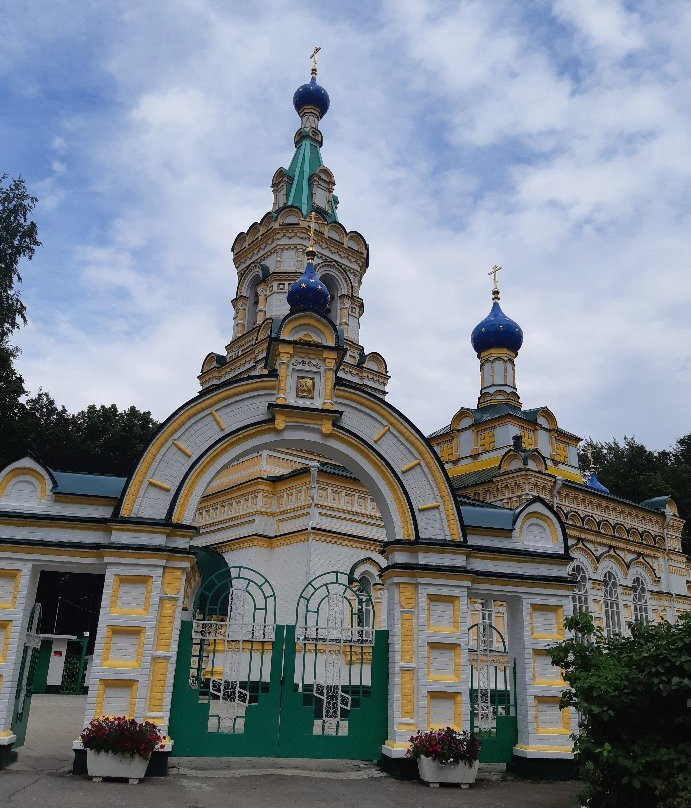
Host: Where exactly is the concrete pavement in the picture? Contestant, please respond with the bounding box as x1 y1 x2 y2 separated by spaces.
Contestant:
0 695 582 808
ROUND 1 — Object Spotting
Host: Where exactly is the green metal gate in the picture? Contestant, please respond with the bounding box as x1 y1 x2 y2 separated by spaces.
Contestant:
60 637 89 694
169 568 388 759
11 604 42 747
468 613 518 763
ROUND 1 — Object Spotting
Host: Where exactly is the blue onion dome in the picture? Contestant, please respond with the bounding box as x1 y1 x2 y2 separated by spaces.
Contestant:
587 472 610 494
471 300 523 355
287 249 330 314
293 75 330 119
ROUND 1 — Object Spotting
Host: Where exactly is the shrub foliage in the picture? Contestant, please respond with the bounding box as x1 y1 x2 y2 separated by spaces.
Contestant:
550 612 691 808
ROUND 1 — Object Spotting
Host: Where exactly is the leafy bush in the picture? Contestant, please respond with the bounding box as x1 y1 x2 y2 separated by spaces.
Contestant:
550 612 691 808
408 727 481 765
80 717 162 760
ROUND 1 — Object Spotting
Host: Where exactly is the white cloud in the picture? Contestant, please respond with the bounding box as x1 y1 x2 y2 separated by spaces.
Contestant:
6 0 691 454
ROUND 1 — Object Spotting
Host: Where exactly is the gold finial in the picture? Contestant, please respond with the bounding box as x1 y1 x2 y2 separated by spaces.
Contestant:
308 211 316 249
587 445 595 472
310 46 321 77
488 264 502 300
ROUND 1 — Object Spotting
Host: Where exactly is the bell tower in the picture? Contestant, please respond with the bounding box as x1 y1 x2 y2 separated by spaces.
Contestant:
199 53 389 397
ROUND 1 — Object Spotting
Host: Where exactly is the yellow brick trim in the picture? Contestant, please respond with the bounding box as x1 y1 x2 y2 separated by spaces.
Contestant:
155 600 177 653
173 423 414 539
101 626 146 669
94 679 138 718
400 669 415 719
147 658 169 713
535 696 571 735
210 409 226 431
147 478 171 492
427 643 460 682
532 649 565 686
530 604 565 640
161 567 183 596
400 614 415 663
0 570 21 609
418 502 440 512
110 575 153 616
514 743 573 753
447 455 501 477
0 621 11 663
427 691 461 730
172 440 192 458
401 460 421 473
427 595 460 633
0 468 47 500
399 583 416 610
373 425 390 442
119 379 276 516
338 389 462 541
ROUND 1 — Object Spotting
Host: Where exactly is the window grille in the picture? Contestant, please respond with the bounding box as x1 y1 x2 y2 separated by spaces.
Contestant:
603 571 622 637
631 576 649 624
570 562 589 615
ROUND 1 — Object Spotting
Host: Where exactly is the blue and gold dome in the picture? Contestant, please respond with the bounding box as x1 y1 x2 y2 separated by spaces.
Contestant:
471 299 523 355
293 75 330 119
587 472 610 494
287 249 330 314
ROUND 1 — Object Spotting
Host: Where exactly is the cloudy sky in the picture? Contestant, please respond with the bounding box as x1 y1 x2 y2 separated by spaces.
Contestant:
1 0 690 450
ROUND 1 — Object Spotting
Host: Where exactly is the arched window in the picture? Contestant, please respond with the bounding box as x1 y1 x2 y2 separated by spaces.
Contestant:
356 574 373 628
631 576 649 624
245 274 261 330
603 571 622 637
570 562 589 615
318 272 339 313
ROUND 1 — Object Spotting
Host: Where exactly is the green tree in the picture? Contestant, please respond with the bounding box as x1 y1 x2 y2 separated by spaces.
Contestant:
13 393 159 477
550 612 691 808
0 174 41 463
0 174 41 340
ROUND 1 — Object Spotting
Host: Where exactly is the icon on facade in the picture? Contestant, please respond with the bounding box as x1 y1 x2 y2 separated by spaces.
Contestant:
296 376 315 399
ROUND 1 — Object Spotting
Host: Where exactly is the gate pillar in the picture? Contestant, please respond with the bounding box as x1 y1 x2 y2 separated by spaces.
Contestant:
382 572 470 762
0 559 40 762
82 555 191 741
505 593 574 774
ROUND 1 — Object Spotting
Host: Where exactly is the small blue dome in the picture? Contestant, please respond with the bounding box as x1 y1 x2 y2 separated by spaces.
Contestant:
471 300 523 355
587 472 610 494
287 254 330 314
293 76 330 118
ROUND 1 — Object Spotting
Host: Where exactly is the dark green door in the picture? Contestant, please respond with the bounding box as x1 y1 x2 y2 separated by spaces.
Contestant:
12 604 42 748
168 568 388 759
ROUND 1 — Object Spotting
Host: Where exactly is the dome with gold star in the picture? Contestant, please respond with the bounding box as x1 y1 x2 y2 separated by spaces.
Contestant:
287 249 330 314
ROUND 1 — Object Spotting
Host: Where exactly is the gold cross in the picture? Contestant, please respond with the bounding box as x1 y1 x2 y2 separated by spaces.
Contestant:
310 46 321 76
488 264 502 291
587 446 594 471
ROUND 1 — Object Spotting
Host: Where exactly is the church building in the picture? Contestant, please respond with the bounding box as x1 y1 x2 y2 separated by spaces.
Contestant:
0 58 687 778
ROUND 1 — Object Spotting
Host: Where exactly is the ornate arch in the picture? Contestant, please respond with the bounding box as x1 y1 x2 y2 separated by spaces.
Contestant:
116 374 464 545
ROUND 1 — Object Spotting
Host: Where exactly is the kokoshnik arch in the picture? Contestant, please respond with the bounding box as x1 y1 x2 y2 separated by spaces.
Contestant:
0 57 687 778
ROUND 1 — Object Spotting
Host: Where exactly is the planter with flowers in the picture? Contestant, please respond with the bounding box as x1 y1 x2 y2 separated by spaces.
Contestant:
408 727 481 788
80 717 162 783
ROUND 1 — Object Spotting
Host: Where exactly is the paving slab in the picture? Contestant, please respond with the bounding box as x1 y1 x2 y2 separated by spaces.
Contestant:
0 769 582 808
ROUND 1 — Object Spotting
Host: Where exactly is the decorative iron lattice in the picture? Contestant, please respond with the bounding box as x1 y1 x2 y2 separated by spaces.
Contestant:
295 571 374 738
475 606 493 732
189 566 276 735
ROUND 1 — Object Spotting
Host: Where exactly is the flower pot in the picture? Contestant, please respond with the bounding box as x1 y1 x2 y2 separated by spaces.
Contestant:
86 750 150 783
417 755 479 788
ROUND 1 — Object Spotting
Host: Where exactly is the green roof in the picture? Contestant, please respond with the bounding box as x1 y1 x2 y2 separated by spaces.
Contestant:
450 467 502 488
50 470 126 498
279 132 338 222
